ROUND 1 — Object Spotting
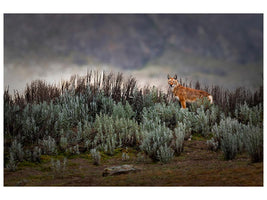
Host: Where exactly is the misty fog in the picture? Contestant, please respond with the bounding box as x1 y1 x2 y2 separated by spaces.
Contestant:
4 14 263 93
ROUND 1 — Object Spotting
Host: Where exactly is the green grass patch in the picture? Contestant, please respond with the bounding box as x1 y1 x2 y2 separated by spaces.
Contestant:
18 161 40 168
191 134 207 141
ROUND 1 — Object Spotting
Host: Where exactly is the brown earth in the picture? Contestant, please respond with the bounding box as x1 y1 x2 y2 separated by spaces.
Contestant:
4 139 263 186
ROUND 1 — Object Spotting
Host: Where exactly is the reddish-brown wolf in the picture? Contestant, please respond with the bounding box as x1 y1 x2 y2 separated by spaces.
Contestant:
167 74 213 108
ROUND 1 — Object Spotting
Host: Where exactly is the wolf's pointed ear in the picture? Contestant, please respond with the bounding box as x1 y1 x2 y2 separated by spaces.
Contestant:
174 74 177 80
167 74 170 79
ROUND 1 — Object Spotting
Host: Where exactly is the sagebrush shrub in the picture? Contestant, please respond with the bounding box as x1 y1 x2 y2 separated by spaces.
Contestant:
6 152 17 171
115 117 140 147
82 120 92 140
76 121 83 142
91 113 140 152
112 101 135 120
25 146 42 162
122 152 130 161
206 138 219 151
157 144 174 164
173 123 186 155
91 114 117 154
103 134 117 155
243 125 263 162
209 105 222 126
9 139 24 162
73 144 80 155
211 117 244 160
220 130 238 160
92 114 116 149
194 106 210 136
32 146 42 162
140 119 174 163
176 109 193 139
142 102 180 130
234 102 263 126
50 157 67 178
59 135 68 151
189 98 212 113
90 149 101 165
41 136 57 155
67 144 80 155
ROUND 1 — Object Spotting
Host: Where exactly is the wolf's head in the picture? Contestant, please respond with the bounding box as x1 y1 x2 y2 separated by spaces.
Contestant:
167 74 178 88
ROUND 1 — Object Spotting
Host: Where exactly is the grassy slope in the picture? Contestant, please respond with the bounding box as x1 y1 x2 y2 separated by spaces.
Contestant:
4 139 263 186
4 70 263 186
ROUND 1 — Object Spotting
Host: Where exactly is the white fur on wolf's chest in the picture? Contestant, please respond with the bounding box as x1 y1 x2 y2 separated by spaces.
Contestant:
170 86 180 101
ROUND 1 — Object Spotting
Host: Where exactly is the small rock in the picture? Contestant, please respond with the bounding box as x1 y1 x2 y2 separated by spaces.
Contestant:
102 164 141 177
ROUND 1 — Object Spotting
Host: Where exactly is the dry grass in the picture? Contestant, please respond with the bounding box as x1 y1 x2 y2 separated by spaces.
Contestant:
5 70 263 113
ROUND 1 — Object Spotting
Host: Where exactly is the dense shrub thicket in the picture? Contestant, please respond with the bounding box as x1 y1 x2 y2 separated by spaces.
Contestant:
4 71 263 170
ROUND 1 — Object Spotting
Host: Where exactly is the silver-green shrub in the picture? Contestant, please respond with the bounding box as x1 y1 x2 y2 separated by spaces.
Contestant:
212 117 244 160
59 135 68 151
173 122 186 155
91 113 140 153
50 157 67 178
73 144 80 155
90 148 101 165
209 105 221 125
140 119 174 163
194 106 210 136
6 152 17 171
142 103 179 130
41 136 57 155
24 146 42 162
206 138 219 151
82 120 92 140
112 102 125 119
191 104 223 137
220 129 238 160
112 101 135 119
100 95 115 115
243 125 263 162
176 109 194 139
92 114 117 154
234 102 263 126
122 152 130 161
103 134 117 155
114 117 140 147
157 144 174 164
76 121 83 142
9 139 24 162
32 146 42 162
189 98 212 113
22 116 39 143
85 139 91 150
67 144 80 155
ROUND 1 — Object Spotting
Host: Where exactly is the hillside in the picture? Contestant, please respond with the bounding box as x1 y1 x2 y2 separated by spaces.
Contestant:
4 71 263 186
4 14 263 92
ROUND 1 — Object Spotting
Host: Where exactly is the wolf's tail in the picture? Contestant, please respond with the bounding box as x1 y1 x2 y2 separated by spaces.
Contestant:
208 95 213 104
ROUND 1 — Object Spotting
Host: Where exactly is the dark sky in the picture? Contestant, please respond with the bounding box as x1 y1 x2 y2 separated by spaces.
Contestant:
4 14 263 91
